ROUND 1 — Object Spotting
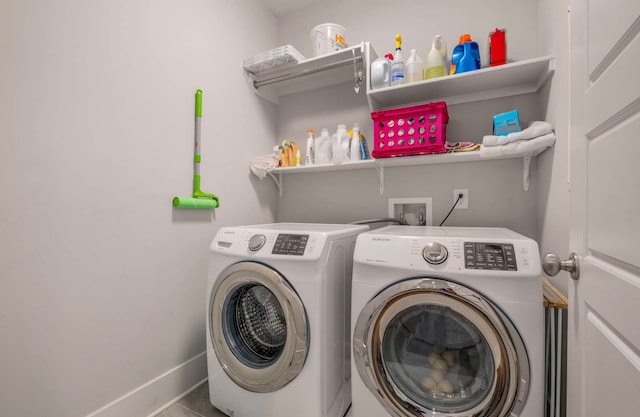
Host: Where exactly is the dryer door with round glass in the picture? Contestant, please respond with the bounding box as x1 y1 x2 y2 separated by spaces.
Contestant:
353 277 530 417
209 261 308 393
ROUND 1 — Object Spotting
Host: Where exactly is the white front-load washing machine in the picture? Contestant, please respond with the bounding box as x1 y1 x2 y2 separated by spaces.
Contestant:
207 223 368 417
351 226 543 417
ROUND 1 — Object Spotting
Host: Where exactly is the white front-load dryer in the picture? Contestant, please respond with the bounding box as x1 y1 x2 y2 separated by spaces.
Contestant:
207 223 368 417
351 226 543 417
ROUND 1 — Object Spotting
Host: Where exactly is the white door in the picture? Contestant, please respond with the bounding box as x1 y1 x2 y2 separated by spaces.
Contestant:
567 0 640 415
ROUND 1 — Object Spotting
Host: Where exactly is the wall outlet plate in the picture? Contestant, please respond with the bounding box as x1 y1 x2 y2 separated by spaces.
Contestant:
388 197 433 226
453 189 469 209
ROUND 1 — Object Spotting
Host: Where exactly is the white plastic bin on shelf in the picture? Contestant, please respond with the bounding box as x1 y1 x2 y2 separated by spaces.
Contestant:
243 45 305 74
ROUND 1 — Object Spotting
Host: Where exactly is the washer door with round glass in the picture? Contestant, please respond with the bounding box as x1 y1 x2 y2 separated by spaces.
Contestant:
209 261 309 393
353 278 530 417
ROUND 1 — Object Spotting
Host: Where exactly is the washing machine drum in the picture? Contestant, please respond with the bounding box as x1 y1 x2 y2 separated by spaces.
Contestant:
209 261 309 393
353 277 530 417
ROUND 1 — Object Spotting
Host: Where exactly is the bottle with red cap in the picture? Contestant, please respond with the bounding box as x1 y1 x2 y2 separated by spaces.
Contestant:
489 28 506 66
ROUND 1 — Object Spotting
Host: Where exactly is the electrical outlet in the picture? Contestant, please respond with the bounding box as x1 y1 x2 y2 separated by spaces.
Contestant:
453 189 469 209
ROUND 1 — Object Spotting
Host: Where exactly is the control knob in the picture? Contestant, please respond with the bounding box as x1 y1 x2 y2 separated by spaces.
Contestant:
248 234 266 251
422 242 448 264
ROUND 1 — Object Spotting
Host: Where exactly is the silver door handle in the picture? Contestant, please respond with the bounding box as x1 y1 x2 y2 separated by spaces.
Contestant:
542 253 580 280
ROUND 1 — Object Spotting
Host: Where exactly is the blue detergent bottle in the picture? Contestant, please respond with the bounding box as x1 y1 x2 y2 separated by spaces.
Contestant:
450 34 480 75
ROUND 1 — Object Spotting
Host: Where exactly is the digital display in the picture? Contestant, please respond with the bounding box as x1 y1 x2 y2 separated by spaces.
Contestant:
272 234 309 255
464 242 517 271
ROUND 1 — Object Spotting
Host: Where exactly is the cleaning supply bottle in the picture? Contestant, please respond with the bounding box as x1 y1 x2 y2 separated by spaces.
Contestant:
370 55 392 89
433 35 449 75
305 129 315 165
450 34 480 75
359 130 370 160
332 124 350 164
390 34 405 86
488 28 506 66
350 123 362 161
423 36 446 80
405 49 423 83
315 128 332 164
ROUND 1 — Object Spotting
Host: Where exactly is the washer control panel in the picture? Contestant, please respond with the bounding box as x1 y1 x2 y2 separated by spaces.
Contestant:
464 242 517 271
353 226 540 275
272 234 309 256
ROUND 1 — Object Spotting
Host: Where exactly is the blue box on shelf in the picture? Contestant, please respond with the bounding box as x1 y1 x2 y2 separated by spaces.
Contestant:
493 110 521 136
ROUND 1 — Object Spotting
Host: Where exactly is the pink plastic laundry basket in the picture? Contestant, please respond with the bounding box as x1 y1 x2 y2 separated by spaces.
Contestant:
371 101 449 158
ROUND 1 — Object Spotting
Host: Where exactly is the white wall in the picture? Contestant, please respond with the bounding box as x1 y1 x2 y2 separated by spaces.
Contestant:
278 0 539 63
0 1 279 416
252 0 570 288
261 0 548 240
0 0 572 415
536 0 571 294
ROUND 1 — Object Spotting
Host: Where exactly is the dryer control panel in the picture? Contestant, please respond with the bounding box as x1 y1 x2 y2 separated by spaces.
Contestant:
211 224 371 260
272 234 309 255
464 242 517 271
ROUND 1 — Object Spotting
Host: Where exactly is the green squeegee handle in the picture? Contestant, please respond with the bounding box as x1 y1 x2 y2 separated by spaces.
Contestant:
192 89 217 202
195 89 202 117
194 89 202 168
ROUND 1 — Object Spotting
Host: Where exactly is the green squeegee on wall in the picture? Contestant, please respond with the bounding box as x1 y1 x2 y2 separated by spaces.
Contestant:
172 89 219 209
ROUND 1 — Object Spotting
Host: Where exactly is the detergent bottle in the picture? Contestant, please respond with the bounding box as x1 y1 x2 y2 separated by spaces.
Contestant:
405 49 423 83
433 35 449 74
314 128 332 164
423 36 446 80
370 55 392 89
331 124 350 164
390 34 405 86
450 34 480 75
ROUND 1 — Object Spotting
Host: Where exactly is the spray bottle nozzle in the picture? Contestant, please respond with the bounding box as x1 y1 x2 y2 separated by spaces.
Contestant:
395 33 402 50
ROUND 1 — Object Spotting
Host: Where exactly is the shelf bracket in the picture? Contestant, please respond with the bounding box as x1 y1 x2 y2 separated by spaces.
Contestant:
523 151 533 191
353 48 364 95
376 165 385 195
268 171 283 197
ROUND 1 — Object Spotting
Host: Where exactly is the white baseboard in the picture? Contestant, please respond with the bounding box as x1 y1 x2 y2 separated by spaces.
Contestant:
85 352 208 417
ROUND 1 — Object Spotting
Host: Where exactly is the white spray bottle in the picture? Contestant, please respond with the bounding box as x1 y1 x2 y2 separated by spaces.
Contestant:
390 34 405 86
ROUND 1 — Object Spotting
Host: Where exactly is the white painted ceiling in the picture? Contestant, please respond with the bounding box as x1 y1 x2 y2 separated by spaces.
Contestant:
260 0 324 16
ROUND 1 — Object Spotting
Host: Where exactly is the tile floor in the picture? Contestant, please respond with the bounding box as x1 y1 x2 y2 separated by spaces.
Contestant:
154 382 226 417
153 381 354 417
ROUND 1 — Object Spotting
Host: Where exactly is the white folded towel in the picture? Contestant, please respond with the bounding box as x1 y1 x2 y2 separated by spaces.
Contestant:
483 121 554 146
250 153 279 179
479 132 556 158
